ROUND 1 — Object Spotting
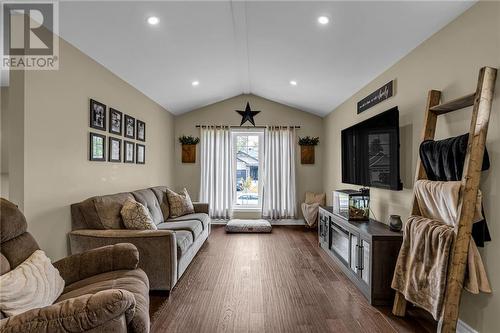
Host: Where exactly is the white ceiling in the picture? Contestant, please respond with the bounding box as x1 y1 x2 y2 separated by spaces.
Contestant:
59 1 475 116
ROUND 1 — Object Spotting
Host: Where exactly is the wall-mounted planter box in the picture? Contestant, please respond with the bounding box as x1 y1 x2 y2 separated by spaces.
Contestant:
301 145 315 164
182 144 196 163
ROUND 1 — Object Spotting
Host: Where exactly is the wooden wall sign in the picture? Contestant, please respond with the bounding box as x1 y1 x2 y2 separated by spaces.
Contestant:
301 146 315 164
357 80 394 114
182 144 196 163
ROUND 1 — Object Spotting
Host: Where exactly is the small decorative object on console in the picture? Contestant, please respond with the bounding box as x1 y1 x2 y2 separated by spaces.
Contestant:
388 214 403 231
332 189 370 221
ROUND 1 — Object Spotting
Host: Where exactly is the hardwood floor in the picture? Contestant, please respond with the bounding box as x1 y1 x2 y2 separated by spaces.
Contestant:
150 225 436 333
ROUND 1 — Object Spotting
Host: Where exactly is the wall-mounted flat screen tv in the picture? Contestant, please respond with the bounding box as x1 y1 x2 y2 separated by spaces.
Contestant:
341 107 403 191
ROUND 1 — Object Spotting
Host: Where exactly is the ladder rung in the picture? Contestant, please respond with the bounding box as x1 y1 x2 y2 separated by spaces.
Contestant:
430 93 476 115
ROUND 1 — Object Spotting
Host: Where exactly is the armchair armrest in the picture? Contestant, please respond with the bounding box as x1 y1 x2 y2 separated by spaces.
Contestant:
69 229 177 290
0 289 135 333
193 202 209 214
53 243 139 286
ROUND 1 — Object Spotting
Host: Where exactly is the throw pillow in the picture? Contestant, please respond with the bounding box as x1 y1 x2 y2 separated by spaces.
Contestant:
166 188 195 218
0 250 65 317
121 199 157 230
305 192 326 205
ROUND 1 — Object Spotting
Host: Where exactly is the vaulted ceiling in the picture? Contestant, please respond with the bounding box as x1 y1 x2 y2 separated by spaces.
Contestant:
58 1 474 116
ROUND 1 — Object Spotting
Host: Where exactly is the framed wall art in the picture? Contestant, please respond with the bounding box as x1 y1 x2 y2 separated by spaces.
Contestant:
89 132 106 161
136 119 146 142
90 99 106 131
124 115 135 139
108 137 122 162
109 108 123 135
136 144 145 164
124 140 135 163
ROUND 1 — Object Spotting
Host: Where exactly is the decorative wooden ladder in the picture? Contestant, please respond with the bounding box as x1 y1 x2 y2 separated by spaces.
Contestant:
392 66 497 332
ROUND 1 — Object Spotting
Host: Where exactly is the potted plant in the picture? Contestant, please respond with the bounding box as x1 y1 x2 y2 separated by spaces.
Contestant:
298 136 319 164
179 135 200 163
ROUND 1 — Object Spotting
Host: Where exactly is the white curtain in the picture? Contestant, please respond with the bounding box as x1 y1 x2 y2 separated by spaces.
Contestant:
262 126 297 219
199 126 234 219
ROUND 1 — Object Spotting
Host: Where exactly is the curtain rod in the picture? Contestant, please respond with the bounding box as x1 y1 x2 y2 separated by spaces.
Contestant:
195 125 300 129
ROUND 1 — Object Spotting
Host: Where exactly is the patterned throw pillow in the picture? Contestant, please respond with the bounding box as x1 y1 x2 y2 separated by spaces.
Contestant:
166 188 195 218
0 250 65 317
120 200 157 230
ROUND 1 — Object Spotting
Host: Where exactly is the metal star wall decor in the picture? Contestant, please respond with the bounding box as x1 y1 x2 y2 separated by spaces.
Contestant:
236 102 261 126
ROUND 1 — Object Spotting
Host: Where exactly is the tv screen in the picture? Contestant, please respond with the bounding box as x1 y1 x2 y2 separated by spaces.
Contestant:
341 107 403 190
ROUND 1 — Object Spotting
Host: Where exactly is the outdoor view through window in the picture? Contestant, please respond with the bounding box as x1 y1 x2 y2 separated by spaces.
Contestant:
234 133 262 207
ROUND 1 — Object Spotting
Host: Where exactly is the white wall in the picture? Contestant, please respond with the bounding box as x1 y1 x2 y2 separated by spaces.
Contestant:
174 94 324 218
9 37 175 260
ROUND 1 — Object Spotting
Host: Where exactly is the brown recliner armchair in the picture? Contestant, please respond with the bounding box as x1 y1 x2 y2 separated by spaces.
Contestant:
0 198 150 332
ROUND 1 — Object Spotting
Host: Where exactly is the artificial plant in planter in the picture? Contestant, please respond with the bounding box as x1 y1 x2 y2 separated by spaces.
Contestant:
298 136 319 164
179 135 200 163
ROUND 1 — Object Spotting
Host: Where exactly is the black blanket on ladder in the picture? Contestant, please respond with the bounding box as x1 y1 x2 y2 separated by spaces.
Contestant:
419 133 491 246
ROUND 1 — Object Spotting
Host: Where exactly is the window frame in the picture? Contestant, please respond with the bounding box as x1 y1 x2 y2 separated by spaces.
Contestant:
231 128 264 211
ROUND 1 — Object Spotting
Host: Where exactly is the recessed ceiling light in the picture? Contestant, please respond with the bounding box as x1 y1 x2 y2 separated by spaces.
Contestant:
147 16 159 25
192 80 200 86
290 80 298 86
318 16 329 25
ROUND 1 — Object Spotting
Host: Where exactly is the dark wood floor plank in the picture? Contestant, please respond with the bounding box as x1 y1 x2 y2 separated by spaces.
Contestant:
151 226 435 333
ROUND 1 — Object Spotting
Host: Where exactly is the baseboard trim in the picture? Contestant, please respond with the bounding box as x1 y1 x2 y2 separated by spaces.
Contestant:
211 219 306 226
269 219 305 225
457 319 478 333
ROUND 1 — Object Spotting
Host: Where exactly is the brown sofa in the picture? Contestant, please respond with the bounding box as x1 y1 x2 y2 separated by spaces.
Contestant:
70 186 211 291
0 198 150 332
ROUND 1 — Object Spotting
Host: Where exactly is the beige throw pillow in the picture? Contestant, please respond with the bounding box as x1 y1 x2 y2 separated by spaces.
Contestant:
305 192 326 205
121 199 157 230
0 250 65 317
166 188 195 218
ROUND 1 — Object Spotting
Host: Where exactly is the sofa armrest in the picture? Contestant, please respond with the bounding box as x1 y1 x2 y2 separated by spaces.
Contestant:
69 229 177 291
0 289 135 333
193 202 209 214
53 243 139 286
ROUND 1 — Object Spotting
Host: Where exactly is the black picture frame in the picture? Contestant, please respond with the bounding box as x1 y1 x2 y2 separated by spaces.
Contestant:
90 99 106 131
136 120 146 142
109 108 123 135
124 140 135 163
136 144 145 164
124 115 135 139
89 132 106 161
108 137 122 162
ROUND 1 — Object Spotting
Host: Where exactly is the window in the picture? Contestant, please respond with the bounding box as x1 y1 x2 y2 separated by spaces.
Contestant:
232 130 263 209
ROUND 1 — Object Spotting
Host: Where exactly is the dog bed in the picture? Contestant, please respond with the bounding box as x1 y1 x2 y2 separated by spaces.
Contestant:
225 219 272 233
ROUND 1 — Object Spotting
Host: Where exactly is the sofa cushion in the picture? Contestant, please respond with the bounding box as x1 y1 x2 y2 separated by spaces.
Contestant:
150 186 170 222
166 188 194 218
0 198 28 243
56 269 150 333
167 213 210 231
1 232 40 269
157 220 203 240
0 253 10 275
121 200 157 230
131 189 164 225
173 230 193 259
93 193 135 229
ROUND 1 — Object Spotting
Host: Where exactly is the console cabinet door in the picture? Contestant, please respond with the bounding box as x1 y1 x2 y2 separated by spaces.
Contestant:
318 210 330 247
360 238 371 285
350 233 359 274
